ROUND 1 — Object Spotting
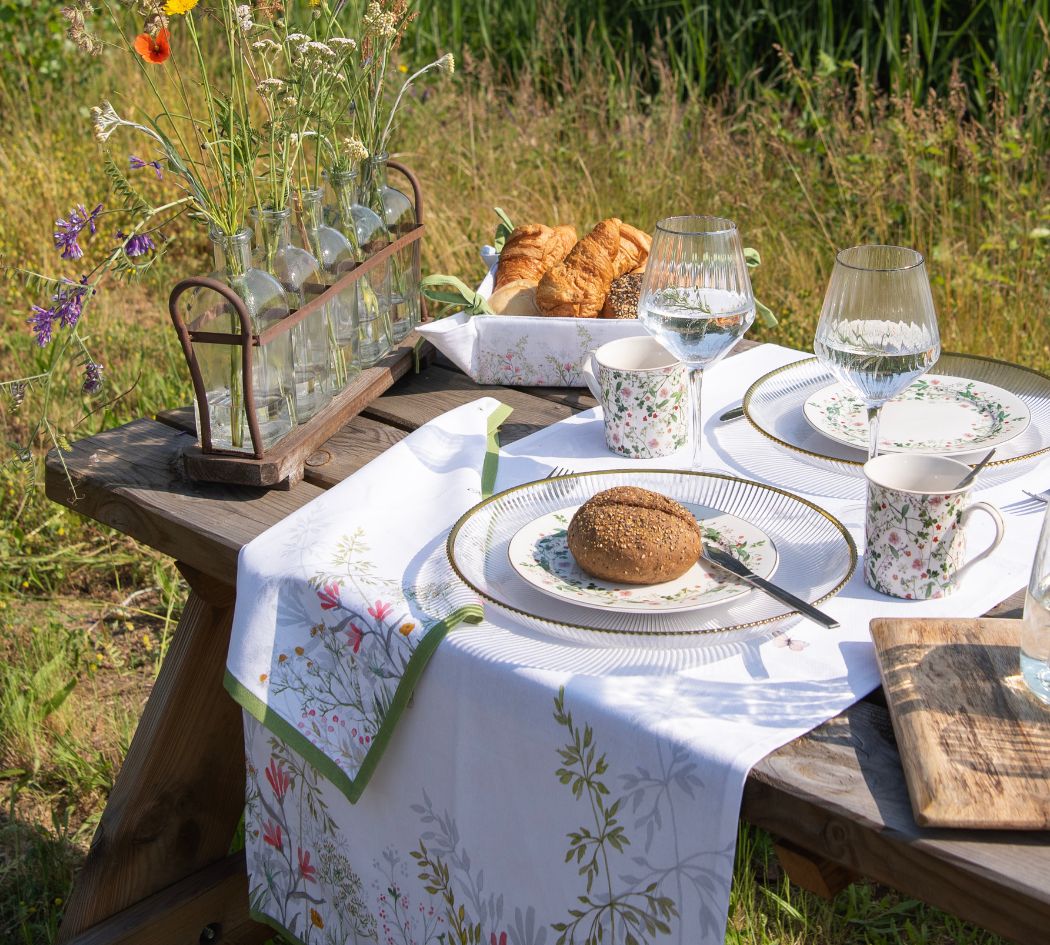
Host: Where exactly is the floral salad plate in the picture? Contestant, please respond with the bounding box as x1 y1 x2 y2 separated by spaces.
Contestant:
507 504 778 614
802 375 1031 456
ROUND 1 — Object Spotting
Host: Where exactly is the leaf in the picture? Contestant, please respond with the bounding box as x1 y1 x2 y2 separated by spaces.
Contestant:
493 207 515 252
754 297 778 327
41 677 77 717
102 154 153 219
420 274 494 316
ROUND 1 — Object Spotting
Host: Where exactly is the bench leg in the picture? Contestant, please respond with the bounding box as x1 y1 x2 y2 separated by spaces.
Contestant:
773 838 858 900
57 566 262 943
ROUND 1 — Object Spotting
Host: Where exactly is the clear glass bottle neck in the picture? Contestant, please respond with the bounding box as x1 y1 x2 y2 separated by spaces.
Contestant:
361 153 389 190
210 227 253 280
252 207 295 265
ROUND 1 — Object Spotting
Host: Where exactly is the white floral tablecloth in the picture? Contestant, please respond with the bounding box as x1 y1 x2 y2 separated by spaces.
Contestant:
227 344 1049 945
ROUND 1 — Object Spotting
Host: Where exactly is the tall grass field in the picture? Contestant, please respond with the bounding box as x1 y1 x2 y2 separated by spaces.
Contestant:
0 1 1047 942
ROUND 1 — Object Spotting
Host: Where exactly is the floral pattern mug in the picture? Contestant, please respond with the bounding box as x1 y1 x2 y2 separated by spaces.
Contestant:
863 454 1005 600
581 336 689 458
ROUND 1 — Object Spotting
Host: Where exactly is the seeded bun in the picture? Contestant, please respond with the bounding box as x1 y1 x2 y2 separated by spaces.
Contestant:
566 487 701 585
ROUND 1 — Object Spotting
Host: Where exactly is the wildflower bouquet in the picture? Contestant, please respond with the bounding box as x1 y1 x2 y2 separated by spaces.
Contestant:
2 0 454 470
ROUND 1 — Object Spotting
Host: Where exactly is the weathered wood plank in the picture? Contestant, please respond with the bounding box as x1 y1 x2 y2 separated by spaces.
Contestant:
361 365 575 443
745 699 1050 945
155 408 409 492
57 588 247 942
62 852 269 945
870 617 1050 829
45 419 322 583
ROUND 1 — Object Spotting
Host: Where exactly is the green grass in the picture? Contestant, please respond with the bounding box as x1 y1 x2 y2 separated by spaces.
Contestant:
0 2 1047 941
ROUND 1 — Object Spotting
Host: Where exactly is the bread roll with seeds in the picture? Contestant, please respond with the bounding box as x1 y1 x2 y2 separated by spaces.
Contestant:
567 486 701 585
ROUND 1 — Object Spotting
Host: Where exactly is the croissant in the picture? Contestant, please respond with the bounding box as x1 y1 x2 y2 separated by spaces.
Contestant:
614 222 651 276
495 224 576 290
535 219 621 318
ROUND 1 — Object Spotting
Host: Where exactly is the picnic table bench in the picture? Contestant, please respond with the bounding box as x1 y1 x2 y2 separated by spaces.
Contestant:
45 338 1049 945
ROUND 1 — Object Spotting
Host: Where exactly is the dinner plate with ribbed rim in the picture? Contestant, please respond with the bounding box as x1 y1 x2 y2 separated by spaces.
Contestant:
802 376 1031 455
744 353 1050 472
447 470 856 648
506 504 778 614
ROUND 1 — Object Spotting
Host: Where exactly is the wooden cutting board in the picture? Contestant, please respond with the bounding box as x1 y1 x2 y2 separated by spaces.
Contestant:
870 617 1050 830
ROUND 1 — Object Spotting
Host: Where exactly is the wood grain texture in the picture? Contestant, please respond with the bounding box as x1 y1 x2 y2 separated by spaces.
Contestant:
870 616 1050 829
62 853 269 945
45 419 322 583
57 589 247 942
361 365 574 443
154 408 408 492
745 699 1050 945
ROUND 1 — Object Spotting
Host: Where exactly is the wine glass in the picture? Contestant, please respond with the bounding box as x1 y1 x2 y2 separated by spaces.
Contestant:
814 245 940 459
638 215 756 469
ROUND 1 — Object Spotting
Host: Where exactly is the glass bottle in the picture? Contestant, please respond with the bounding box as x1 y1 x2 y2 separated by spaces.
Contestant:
184 226 295 453
298 188 360 391
1022 503 1050 704
323 168 393 366
359 152 420 342
252 206 331 423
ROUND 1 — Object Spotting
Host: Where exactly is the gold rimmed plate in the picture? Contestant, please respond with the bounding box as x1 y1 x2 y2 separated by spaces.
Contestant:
743 353 1050 471
447 470 856 648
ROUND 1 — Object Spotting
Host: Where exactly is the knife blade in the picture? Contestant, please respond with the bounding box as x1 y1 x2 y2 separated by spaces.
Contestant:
700 543 840 629
718 405 745 423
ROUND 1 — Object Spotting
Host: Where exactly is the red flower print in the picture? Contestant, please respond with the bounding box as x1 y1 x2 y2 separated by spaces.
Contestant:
298 847 317 882
911 558 923 571
368 599 393 622
621 387 632 397
491 933 507 945
887 530 901 546
318 581 341 610
346 623 363 653
262 820 283 851
265 758 290 801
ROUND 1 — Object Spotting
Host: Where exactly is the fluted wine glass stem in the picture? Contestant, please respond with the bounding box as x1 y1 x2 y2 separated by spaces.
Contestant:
866 404 881 459
689 366 705 469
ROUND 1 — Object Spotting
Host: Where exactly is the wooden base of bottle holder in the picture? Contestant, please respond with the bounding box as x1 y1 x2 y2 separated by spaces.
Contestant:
179 333 429 489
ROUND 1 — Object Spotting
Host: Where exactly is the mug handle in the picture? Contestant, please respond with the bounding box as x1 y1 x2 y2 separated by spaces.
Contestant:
581 351 602 401
953 501 1005 583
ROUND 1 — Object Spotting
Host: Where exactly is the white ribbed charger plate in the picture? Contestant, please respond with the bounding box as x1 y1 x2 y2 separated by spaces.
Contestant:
447 470 856 648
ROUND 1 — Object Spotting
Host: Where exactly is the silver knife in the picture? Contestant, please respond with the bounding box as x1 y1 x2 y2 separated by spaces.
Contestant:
700 543 840 629
719 405 745 423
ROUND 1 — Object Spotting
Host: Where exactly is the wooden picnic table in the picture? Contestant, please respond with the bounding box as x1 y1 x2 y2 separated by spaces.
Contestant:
45 338 1049 945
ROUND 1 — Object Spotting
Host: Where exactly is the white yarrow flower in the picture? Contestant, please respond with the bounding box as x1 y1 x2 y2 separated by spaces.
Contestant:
438 53 455 75
256 78 286 96
343 137 369 162
285 32 309 45
329 37 357 51
236 4 253 31
252 38 281 54
91 101 121 142
305 41 336 59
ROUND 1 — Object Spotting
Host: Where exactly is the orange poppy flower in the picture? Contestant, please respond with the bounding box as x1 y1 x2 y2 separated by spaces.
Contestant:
134 29 171 64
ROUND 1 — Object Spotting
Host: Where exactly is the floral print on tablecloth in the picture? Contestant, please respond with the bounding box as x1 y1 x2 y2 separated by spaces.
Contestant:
243 688 735 945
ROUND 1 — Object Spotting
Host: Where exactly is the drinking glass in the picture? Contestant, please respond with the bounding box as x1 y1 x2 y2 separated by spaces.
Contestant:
813 245 940 459
1022 503 1050 705
638 215 756 469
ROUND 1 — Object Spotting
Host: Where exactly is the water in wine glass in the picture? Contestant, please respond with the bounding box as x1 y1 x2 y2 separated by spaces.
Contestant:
641 286 755 367
813 318 939 406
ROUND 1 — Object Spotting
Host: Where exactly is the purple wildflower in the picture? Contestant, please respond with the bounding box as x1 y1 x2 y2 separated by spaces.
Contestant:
26 279 90 346
129 155 163 179
28 305 55 346
53 203 103 260
116 229 156 257
83 361 104 394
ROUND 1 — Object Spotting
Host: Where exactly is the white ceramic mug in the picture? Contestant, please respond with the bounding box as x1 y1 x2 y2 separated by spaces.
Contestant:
581 336 689 459
863 454 1005 600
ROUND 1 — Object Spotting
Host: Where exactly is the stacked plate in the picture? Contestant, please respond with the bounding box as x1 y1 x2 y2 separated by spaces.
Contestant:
447 470 856 647
743 353 1050 471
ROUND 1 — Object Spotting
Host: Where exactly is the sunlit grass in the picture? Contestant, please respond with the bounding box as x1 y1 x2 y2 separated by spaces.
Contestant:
0 9 1046 942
